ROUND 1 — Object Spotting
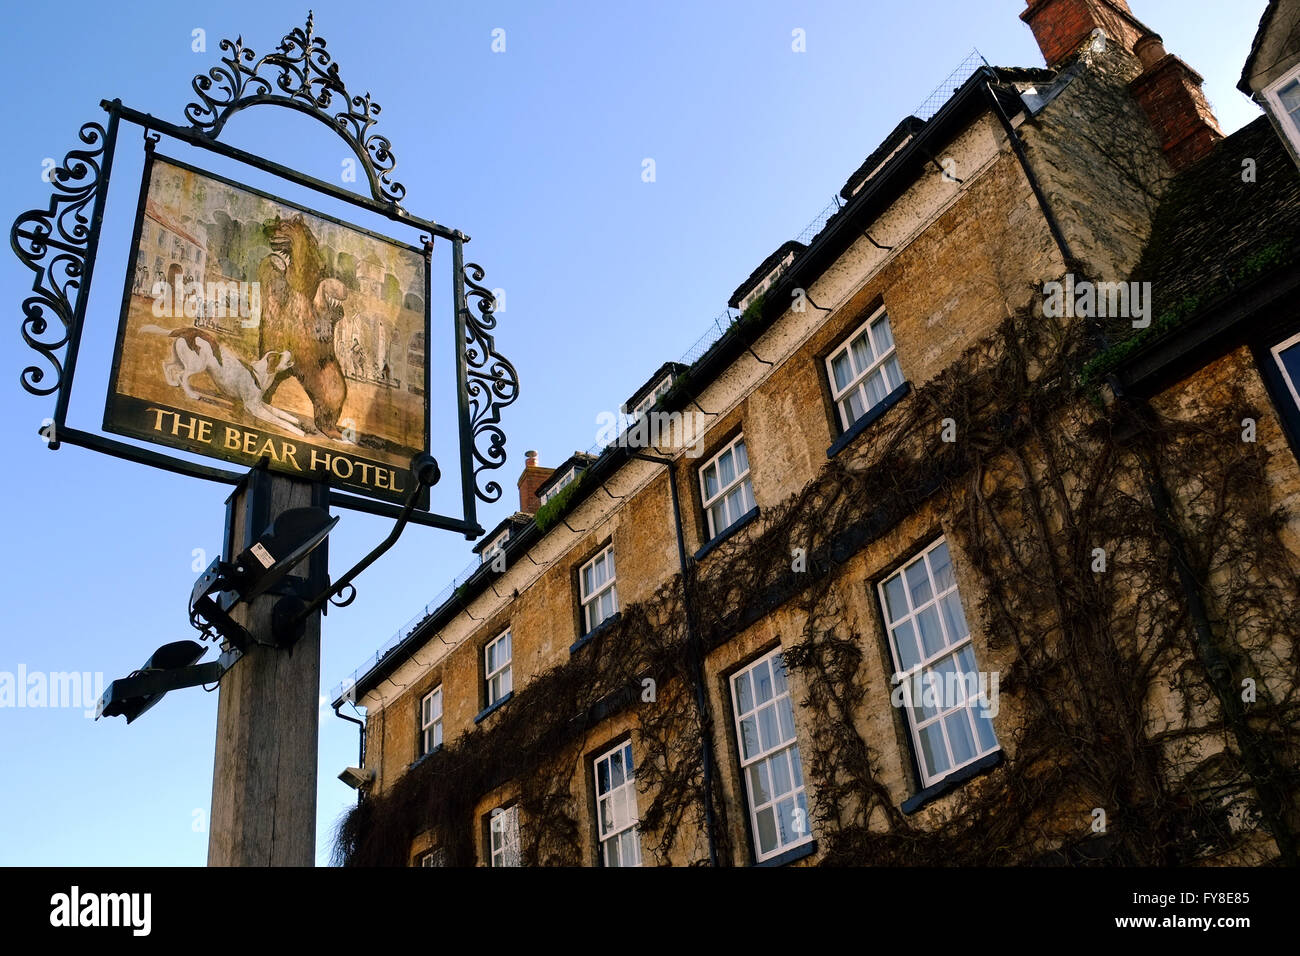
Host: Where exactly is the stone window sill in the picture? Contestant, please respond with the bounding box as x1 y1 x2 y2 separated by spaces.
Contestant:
694 506 761 561
753 839 817 867
901 750 1003 814
826 380 911 459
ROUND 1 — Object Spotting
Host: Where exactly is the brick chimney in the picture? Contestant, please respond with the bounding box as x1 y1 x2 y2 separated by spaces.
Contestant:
1020 0 1146 67
1021 2 1223 172
1128 33 1223 171
517 450 552 514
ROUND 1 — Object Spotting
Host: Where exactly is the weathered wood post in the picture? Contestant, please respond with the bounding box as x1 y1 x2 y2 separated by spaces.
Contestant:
207 465 328 867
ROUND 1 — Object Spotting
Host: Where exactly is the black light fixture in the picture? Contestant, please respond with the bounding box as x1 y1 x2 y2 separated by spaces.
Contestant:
97 640 219 723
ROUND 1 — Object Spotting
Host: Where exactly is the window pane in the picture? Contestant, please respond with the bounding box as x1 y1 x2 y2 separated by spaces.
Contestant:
749 762 771 804
776 795 798 845
919 722 950 778
777 695 795 743
905 560 933 607
605 835 620 867
740 716 758 760
733 440 749 475
485 643 496 672
931 653 960 706
740 477 756 514
756 806 778 855
501 664 512 696
772 655 788 695
945 710 977 766
844 391 866 425
790 744 804 787
770 750 792 796
864 368 888 407
941 591 969 642
619 829 639 866
1279 78 1300 113
915 671 941 721
929 541 955 591
717 449 735 487
973 705 998 752
624 743 635 775
708 502 726 537
831 352 853 391
891 620 920 672
871 315 894 353
753 660 773 704
884 354 904 391
757 704 779 752
734 671 753 713
883 575 909 622
850 331 874 371
916 605 946 658
610 749 625 788
702 464 718 500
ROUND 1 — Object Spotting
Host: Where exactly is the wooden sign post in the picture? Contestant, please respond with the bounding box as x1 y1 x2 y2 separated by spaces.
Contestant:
207 467 327 867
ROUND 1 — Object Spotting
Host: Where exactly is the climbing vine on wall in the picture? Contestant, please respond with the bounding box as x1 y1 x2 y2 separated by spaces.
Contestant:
335 289 1300 867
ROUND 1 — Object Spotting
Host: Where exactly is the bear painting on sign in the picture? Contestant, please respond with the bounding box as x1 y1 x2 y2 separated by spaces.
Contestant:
104 154 429 504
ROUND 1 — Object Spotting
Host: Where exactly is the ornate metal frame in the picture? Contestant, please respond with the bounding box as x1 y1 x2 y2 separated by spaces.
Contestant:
10 13 518 538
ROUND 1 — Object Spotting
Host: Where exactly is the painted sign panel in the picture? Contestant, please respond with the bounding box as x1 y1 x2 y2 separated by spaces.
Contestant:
104 154 429 504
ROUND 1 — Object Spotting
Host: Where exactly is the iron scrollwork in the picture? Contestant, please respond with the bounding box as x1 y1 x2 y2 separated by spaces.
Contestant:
184 11 405 205
11 122 109 397
463 264 520 504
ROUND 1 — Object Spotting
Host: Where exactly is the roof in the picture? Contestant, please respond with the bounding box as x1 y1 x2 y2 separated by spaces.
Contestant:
1097 115 1300 391
1239 0 1282 93
727 241 808 310
840 116 928 201
1133 115 1300 309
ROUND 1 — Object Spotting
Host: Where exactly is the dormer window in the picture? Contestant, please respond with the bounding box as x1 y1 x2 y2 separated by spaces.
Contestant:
737 250 797 313
630 374 675 422
539 466 580 505
479 528 509 565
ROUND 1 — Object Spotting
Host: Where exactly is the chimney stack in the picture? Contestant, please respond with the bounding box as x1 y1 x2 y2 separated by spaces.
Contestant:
1020 0 1145 68
517 449 552 514
1128 32 1223 171
1021 1 1223 172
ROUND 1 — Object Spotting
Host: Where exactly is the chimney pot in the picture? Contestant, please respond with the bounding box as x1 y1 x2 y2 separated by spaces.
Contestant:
1134 32 1166 69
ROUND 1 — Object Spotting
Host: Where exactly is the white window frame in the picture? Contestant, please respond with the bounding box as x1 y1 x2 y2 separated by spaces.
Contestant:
699 434 756 541
488 805 520 867
417 847 446 867
877 537 999 789
419 685 443 755
479 528 509 565
824 307 904 431
731 648 811 863
579 545 618 634
1263 62 1300 154
1270 329 1300 411
593 740 642 867
484 629 512 707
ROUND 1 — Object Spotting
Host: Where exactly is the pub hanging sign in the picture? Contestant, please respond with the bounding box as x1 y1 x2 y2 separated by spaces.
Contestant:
12 13 518 532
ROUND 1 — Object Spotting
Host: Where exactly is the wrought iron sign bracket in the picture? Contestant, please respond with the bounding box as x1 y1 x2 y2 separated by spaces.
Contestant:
11 12 519 541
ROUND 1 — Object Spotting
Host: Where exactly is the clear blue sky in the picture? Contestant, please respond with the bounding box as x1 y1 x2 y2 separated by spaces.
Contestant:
0 1 1265 865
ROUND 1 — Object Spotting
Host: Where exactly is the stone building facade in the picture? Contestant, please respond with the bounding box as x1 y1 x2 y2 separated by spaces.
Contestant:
333 0 1300 867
